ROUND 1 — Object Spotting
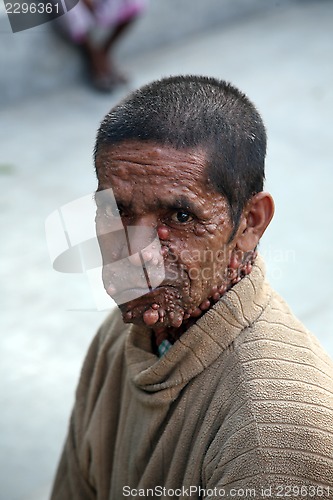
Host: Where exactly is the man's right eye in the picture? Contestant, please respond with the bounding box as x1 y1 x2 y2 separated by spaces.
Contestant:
170 210 193 224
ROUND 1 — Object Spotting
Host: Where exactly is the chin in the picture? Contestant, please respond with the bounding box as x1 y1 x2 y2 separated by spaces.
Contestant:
115 284 198 329
117 292 160 323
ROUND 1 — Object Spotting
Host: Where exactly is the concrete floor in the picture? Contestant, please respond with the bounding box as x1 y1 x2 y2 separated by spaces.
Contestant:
1 1 333 499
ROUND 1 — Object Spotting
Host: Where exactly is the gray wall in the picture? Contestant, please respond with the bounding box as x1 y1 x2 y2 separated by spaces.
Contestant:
0 0 300 106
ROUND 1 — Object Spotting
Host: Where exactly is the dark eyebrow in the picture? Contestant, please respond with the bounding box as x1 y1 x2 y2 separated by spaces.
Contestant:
94 190 203 218
156 195 200 215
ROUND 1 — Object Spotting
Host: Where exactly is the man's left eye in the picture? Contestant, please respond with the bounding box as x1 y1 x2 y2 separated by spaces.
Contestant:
171 211 193 223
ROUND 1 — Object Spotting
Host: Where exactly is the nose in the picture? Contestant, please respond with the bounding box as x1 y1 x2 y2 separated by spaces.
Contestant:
125 216 161 267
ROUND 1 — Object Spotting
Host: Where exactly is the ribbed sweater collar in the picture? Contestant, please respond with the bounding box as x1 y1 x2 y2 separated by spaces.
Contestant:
125 256 270 404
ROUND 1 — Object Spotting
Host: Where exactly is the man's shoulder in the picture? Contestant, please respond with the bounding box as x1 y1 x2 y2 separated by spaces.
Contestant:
232 285 333 419
74 307 130 402
237 285 333 375
255 287 330 356
90 307 133 368
203 290 333 483
97 307 129 347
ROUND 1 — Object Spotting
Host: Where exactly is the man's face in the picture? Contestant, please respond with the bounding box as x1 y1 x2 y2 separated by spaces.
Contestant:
95 140 237 329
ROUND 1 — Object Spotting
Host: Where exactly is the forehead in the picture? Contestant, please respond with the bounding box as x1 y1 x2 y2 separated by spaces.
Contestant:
95 140 231 222
95 140 209 187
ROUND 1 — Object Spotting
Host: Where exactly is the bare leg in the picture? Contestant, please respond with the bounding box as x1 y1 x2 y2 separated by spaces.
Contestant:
78 38 115 91
104 17 135 52
101 17 138 84
78 16 137 91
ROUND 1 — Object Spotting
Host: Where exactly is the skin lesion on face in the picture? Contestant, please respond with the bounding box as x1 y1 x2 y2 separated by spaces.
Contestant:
95 140 274 338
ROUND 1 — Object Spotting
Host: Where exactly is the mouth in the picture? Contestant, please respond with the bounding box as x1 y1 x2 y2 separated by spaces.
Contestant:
107 281 179 305
112 286 151 304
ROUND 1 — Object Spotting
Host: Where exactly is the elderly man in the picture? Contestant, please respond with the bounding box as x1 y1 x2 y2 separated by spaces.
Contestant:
51 76 333 499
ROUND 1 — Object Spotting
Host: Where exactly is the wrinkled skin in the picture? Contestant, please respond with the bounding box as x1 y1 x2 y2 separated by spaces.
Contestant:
95 140 245 333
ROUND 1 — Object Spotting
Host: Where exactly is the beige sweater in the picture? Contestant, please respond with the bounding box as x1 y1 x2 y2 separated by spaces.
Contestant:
51 258 333 499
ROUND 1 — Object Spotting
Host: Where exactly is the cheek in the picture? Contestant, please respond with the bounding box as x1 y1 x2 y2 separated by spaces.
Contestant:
176 230 231 290
96 225 127 264
171 236 212 295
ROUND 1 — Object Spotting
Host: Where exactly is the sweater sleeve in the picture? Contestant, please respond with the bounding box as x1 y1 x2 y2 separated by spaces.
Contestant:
202 413 333 499
50 309 124 500
201 349 333 498
50 330 102 500
50 414 97 500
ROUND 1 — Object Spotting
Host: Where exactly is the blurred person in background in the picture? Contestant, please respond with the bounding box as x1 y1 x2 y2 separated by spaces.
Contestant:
54 0 146 91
